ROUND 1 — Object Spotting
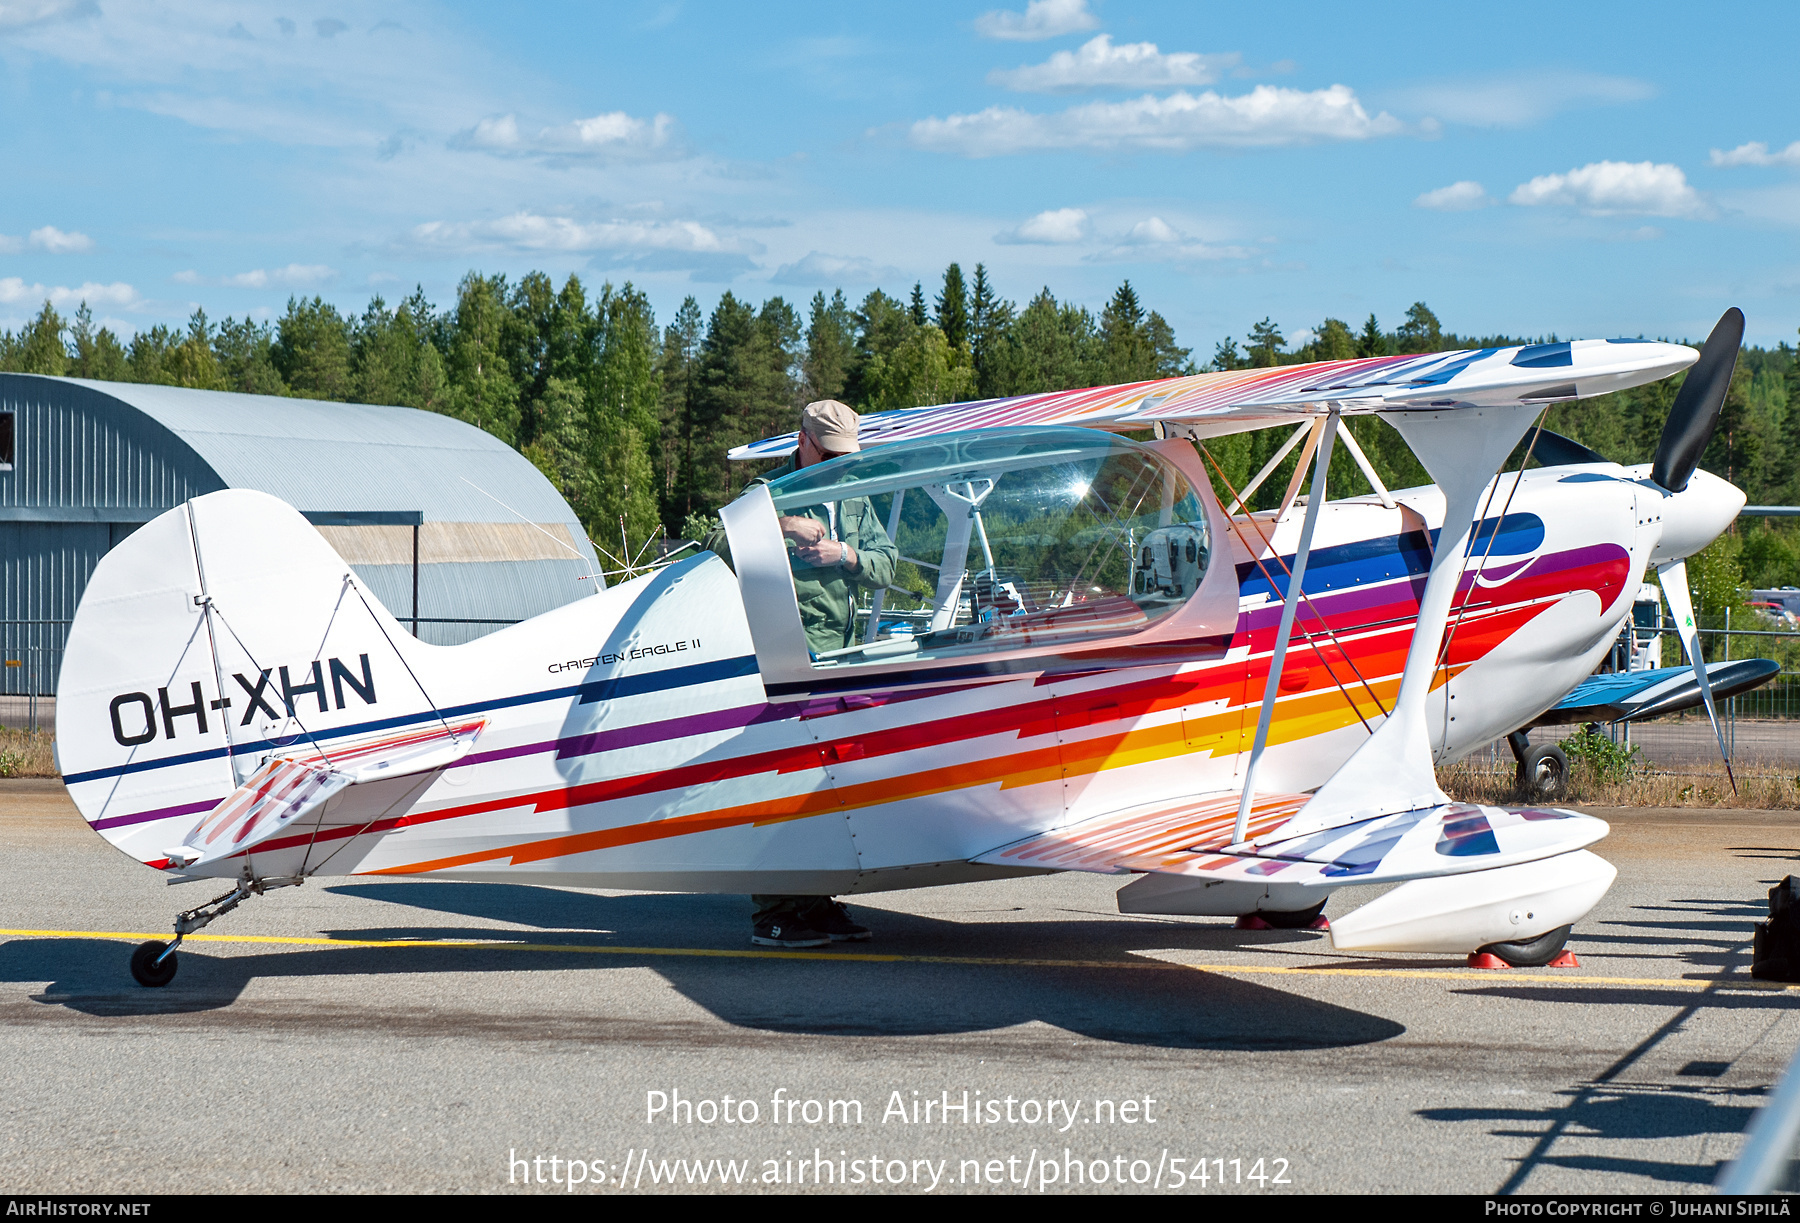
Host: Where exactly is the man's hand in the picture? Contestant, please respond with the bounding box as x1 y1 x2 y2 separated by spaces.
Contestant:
795 539 856 570
778 515 826 544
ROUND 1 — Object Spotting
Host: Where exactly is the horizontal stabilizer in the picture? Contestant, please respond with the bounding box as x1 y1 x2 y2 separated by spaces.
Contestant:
1536 658 1780 726
164 718 484 869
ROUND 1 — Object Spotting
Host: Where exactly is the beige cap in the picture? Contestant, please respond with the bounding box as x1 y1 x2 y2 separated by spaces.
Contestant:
800 399 861 454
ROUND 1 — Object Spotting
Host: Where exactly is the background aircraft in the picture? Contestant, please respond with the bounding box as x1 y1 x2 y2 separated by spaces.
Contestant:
53 312 1749 986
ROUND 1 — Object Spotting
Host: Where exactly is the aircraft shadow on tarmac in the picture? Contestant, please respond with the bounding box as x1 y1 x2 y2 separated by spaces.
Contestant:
0 881 1406 1051
1563 896 1763 974
1418 1088 1754 1186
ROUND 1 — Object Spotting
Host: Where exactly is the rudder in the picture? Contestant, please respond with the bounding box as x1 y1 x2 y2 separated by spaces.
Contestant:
58 489 446 867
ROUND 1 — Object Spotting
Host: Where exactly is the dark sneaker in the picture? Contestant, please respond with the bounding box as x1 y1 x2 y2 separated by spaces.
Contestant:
807 900 871 942
751 919 830 948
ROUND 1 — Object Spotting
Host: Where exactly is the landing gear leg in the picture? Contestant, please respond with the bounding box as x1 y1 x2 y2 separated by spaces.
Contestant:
129 874 302 988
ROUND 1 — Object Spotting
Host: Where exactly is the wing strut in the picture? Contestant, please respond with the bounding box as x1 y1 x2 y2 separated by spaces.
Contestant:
1233 409 1340 843
1276 403 1546 840
1227 421 1313 515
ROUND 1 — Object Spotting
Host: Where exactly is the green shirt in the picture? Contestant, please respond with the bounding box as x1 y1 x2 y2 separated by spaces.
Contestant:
702 457 898 655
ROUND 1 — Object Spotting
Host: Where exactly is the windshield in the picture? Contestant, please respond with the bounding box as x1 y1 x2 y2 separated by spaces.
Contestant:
762 427 1209 668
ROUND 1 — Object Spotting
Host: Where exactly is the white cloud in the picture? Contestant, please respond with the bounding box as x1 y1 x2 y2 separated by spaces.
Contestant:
1393 72 1653 128
1509 161 1709 218
451 109 681 158
456 113 520 149
1088 215 1253 262
172 264 336 289
1414 181 1490 211
0 277 137 308
769 251 900 287
412 212 728 254
996 207 1089 244
28 225 93 252
0 0 95 31
1123 216 1180 244
974 0 1097 42
1711 141 1800 168
989 35 1238 93
909 84 1403 156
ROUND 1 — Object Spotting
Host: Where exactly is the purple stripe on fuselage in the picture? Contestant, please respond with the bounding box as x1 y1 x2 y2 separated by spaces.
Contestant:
90 797 217 831
550 702 786 761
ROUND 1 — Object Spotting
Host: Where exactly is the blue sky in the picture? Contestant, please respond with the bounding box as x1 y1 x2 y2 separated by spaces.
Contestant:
3 0 1797 353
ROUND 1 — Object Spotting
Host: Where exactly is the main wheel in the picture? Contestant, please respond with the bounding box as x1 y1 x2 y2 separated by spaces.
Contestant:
129 940 178 988
1516 744 1569 802
1477 924 1572 968
1253 901 1328 929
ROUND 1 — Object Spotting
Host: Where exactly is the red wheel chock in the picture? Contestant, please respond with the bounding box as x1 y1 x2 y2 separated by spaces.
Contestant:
1466 949 1582 970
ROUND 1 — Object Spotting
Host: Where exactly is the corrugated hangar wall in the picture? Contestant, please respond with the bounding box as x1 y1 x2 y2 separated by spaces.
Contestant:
0 373 603 697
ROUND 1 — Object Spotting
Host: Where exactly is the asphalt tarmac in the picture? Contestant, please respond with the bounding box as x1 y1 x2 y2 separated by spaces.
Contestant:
1 778 1796 1196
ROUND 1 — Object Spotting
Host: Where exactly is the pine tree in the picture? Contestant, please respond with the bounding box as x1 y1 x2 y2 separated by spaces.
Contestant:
4 303 69 375
1311 318 1357 362
1100 281 1148 382
658 296 704 524
935 263 969 355
214 316 285 394
1356 314 1386 359
1142 311 1191 377
272 296 354 400
909 282 928 327
442 274 521 445
67 303 127 381
967 263 1017 398
1210 337 1249 372
1246 317 1285 368
166 309 225 389
1395 302 1442 353
803 289 854 403
847 289 915 410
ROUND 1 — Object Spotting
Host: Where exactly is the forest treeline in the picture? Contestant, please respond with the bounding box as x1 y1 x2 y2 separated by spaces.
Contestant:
1 266 1796 597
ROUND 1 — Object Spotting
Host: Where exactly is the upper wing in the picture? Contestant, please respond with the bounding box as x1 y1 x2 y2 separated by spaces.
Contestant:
731 339 1696 459
1536 658 1781 726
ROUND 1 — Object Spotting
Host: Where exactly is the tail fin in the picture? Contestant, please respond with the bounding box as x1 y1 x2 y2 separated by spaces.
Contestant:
58 490 448 867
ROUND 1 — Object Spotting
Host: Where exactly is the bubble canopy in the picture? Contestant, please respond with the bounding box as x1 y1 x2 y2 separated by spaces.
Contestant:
754 427 1213 670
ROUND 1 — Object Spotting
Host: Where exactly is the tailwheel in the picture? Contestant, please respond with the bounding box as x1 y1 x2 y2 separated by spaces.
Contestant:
130 940 178 988
1473 924 1575 968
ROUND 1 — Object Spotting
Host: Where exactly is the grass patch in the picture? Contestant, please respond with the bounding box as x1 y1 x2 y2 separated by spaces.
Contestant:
1439 753 1800 809
0 729 57 778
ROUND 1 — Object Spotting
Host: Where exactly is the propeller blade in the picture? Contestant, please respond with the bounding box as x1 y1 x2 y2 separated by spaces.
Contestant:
1652 308 1744 492
1656 559 1736 793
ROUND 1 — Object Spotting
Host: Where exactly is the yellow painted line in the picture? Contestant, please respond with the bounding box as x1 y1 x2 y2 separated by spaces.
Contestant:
3 927 1795 991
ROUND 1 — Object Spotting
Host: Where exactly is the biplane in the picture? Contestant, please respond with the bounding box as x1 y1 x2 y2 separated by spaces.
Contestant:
54 309 1754 986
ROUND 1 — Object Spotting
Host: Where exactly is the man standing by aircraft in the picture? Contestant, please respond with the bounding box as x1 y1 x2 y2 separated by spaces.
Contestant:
703 399 897 947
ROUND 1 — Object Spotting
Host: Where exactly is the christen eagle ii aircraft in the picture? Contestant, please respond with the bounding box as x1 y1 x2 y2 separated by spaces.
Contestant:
58 309 1750 987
